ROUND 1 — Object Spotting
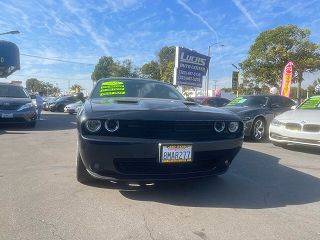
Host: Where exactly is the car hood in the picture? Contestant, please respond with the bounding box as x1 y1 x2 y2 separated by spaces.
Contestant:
276 109 320 123
223 106 261 115
0 97 31 105
91 98 225 112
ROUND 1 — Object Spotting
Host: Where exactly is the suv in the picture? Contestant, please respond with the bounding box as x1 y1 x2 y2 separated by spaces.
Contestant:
0 83 37 127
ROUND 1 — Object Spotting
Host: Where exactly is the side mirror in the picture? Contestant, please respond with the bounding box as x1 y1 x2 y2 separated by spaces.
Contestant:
291 105 297 110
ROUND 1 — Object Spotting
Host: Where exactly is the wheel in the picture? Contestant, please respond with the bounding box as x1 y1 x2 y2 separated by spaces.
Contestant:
77 152 93 183
26 121 36 128
272 141 286 147
57 105 65 112
251 117 266 141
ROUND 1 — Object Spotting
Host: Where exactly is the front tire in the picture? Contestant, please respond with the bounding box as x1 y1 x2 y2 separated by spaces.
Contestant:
57 105 65 112
77 152 93 183
251 117 266 141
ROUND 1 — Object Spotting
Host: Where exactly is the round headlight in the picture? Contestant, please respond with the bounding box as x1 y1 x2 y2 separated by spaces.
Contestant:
105 120 119 132
85 120 101 132
214 121 225 133
228 121 239 133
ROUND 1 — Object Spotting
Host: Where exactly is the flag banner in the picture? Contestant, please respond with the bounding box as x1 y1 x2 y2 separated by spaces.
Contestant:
280 61 293 97
173 47 210 88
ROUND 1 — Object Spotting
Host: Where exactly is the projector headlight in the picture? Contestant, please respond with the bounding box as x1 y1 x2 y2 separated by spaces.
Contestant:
85 120 101 133
228 121 239 133
214 121 225 133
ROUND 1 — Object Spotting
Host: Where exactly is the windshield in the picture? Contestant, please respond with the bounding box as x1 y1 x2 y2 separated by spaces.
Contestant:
0 85 29 98
227 96 268 107
91 79 185 100
298 96 320 110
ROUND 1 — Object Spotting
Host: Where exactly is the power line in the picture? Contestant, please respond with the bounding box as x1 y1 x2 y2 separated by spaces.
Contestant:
20 53 95 66
14 74 90 81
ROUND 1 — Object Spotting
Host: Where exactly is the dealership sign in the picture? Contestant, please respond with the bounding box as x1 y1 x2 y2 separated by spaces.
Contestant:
173 47 210 88
0 41 20 78
280 61 293 97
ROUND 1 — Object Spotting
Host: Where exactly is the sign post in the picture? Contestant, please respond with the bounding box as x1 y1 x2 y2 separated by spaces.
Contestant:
173 47 210 93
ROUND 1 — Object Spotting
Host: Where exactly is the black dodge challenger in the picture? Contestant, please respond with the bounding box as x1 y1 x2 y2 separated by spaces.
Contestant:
76 78 244 183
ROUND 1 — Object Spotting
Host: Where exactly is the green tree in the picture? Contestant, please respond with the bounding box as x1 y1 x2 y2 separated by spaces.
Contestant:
91 56 138 81
240 25 320 102
161 60 175 83
26 78 60 95
71 84 82 91
141 60 160 79
158 46 175 78
307 78 320 96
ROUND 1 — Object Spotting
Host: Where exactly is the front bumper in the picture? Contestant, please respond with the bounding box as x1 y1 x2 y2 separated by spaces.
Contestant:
78 134 243 181
269 125 320 147
0 109 37 124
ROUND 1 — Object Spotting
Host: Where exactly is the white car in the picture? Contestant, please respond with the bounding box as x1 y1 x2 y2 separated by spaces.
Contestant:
269 95 320 147
64 101 83 114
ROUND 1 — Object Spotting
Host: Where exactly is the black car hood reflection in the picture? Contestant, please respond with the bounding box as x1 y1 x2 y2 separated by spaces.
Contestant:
91 98 228 113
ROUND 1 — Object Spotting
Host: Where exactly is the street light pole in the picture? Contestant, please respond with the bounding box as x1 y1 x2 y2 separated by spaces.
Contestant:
206 42 224 96
0 30 20 36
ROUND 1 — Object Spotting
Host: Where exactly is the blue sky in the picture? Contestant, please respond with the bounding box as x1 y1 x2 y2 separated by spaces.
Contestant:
1 0 320 93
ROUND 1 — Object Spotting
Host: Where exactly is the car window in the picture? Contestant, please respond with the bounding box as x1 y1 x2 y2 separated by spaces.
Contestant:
298 96 320 110
91 79 185 100
207 99 217 107
281 97 295 107
218 98 230 107
270 96 283 107
0 85 29 98
227 96 268 107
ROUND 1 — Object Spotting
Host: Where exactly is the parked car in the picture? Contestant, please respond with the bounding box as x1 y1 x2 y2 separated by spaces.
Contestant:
49 96 78 112
43 97 59 111
270 95 320 147
64 101 83 114
29 94 37 108
191 96 230 107
224 95 295 141
0 82 37 127
76 78 244 183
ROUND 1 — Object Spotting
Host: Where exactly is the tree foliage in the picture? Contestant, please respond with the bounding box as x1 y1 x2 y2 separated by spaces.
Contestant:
26 78 60 95
140 46 176 83
240 25 320 101
91 56 139 81
71 84 82 91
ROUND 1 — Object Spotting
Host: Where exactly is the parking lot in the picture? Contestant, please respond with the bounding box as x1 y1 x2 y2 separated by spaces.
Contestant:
1 111 320 240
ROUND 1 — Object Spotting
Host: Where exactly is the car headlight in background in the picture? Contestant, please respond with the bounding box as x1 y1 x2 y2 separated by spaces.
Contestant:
271 119 284 127
17 103 34 111
214 121 225 133
228 121 239 133
85 120 101 132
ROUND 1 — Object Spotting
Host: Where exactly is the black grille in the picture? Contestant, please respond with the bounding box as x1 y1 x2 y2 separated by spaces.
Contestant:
83 120 243 141
112 148 240 175
0 104 21 110
303 124 320 132
286 123 301 131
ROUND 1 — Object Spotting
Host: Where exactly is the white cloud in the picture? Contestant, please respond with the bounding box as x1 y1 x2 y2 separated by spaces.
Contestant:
232 0 261 32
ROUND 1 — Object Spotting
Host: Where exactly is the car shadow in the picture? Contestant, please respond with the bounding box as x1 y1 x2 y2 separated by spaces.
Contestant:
0 112 77 134
281 145 320 155
113 148 320 209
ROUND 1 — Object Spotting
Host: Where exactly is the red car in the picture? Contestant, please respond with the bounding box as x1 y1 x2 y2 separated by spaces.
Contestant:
191 97 230 107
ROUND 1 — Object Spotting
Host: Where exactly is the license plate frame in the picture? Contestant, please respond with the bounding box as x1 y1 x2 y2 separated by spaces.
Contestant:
1 113 13 118
159 143 193 164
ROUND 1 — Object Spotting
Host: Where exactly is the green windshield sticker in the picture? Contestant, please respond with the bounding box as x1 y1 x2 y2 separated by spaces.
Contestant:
300 97 320 109
227 97 246 106
100 81 126 96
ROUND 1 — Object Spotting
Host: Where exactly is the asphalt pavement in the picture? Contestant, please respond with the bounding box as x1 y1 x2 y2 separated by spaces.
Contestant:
1 112 320 240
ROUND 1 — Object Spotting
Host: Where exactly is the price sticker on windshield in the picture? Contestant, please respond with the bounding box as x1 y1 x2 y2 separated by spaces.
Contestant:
100 81 126 97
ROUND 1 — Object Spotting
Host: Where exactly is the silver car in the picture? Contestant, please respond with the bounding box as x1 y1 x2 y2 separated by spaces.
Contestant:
64 100 83 114
270 95 320 147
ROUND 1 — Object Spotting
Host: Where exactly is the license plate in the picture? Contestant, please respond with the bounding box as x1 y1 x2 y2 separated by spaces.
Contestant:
159 144 192 163
1 113 13 118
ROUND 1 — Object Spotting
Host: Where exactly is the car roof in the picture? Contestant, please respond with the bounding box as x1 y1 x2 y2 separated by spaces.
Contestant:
0 82 22 87
96 78 174 87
